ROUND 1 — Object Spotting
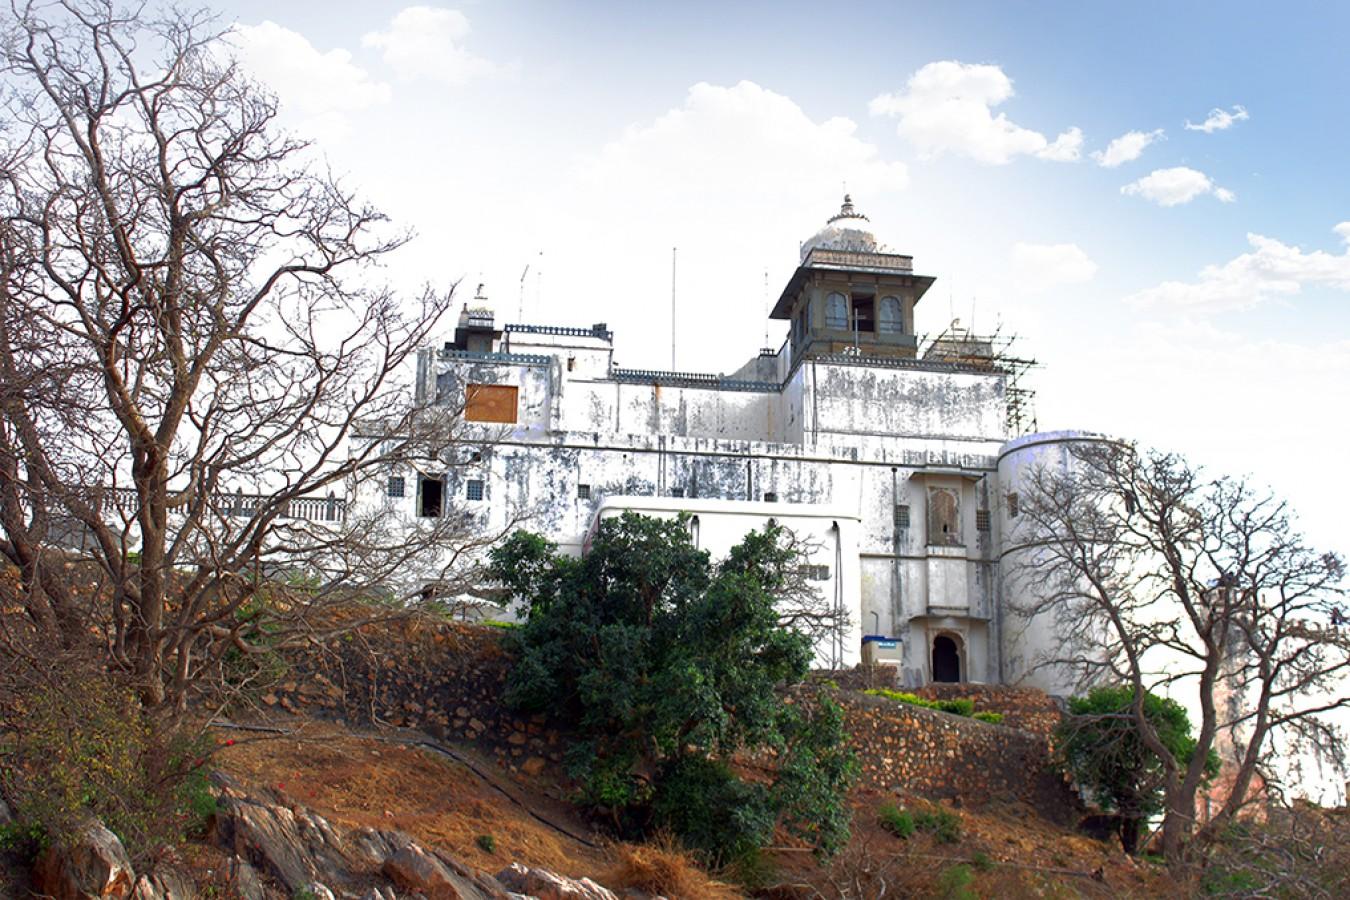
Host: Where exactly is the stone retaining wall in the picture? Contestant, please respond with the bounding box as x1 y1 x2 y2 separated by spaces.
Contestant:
913 683 1066 737
826 689 1079 824
264 620 1077 821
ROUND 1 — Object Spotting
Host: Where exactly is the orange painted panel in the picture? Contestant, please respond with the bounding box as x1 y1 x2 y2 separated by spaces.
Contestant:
465 384 518 423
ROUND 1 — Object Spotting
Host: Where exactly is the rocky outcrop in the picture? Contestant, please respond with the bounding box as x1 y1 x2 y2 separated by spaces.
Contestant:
209 773 512 898
29 773 646 900
495 863 620 900
33 820 136 900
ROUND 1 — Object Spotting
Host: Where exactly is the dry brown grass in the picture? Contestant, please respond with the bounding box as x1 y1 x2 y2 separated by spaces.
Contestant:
606 836 744 900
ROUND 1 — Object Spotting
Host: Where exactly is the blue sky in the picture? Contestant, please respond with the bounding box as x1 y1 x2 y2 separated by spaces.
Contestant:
217 1 1350 561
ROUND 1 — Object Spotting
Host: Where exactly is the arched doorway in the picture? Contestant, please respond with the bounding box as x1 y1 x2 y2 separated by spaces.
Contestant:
932 635 962 683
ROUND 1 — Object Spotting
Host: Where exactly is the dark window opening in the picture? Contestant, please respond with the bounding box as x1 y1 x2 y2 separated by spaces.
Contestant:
851 294 875 333
387 476 405 498
671 486 685 498
577 483 591 500
1008 492 1020 518
933 635 961 683
894 504 910 528
567 356 576 372
976 509 991 532
763 491 778 502
1124 491 1136 515
417 476 443 518
466 479 484 501
927 487 961 546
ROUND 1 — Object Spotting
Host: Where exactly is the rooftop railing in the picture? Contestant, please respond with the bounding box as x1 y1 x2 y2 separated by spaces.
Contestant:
98 487 347 523
436 348 551 366
610 367 781 393
504 322 614 342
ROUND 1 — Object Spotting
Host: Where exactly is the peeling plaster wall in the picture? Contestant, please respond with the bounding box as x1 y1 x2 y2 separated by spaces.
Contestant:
810 362 1007 442
359 341 1057 689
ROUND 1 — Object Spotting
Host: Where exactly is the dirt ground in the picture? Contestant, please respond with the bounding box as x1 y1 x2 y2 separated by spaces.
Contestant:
210 717 1179 899
212 719 611 880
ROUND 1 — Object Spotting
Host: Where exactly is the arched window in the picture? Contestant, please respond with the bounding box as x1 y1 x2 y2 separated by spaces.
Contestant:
825 292 848 329
878 296 902 334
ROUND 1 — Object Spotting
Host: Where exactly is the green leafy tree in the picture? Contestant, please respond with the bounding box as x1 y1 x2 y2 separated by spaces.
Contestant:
1057 685 1220 854
490 512 857 863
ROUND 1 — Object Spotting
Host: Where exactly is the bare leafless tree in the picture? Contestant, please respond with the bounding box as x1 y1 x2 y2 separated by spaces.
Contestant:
0 1 508 712
1010 441 1348 866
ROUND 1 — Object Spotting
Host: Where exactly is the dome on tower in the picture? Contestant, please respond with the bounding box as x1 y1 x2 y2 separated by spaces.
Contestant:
799 194 886 262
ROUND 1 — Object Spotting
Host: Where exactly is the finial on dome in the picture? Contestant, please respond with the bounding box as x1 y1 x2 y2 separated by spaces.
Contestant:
828 193 868 224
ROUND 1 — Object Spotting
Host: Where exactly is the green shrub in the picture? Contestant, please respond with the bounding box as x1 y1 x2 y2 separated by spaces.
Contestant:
0 666 217 862
480 619 520 630
495 516 857 863
970 850 994 871
877 803 915 838
915 807 962 844
476 833 497 853
972 711 1004 724
863 689 981 718
937 863 977 900
651 757 774 864
934 698 975 717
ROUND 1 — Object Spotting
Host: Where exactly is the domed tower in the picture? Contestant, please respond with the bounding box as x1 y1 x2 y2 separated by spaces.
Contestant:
769 195 935 364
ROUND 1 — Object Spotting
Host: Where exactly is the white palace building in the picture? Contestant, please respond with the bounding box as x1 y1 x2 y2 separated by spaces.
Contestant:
357 197 1104 692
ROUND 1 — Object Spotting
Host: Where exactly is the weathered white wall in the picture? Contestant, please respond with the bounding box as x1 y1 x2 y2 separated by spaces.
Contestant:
592 496 864 668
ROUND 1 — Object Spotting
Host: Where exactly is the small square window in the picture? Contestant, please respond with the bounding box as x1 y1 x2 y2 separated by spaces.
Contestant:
763 492 778 503
1008 492 1020 518
976 509 991 532
466 479 484 501
797 564 830 581
577 484 591 500
671 487 685 498
387 476 405 498
894 504 910 528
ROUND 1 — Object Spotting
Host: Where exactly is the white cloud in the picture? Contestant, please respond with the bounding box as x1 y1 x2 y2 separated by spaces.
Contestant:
869 61 1081 165
1124 222 1350 310
1009 242 1098 291
1185 104 1249 133
229 22 390 137
362 6 497 86
1120 167 1235 207
1091 128 1164 167
590 81 909 205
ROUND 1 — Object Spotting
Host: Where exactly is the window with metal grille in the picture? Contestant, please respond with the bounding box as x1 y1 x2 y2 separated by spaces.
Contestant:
798 564 830 581
1008 492 1020 518
671 487 685 498
763 491 778 502
894 504 910 527
577 483 590 500
466 479 484 501
387 476 405 498
976 509 991 532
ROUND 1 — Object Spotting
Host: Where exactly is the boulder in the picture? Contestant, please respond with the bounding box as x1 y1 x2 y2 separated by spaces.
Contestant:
495 863 619 900
33 820 136 900
223 855 269 900
384 843 511 899
211 778 356 892
129 866 194 900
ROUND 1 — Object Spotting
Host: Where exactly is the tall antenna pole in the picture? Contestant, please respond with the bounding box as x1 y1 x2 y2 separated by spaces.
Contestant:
762 269 770 349
518 263 530 321
671 246 677 370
